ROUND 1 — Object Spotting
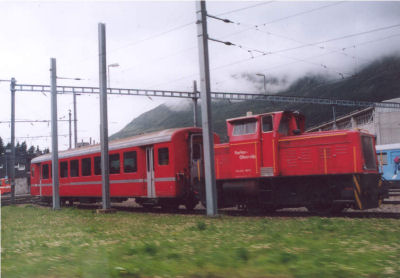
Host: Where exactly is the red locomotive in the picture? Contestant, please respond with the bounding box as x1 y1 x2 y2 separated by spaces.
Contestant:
0 178 11 195
214 111 384 213
30 111 385 213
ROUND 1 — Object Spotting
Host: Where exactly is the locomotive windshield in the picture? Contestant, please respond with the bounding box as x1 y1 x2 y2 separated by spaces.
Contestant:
361 135 377 170
232 119 257 136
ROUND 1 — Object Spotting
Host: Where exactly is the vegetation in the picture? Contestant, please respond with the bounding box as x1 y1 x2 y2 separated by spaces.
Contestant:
2 205 400 277
111 55 400 141
0 137 47 178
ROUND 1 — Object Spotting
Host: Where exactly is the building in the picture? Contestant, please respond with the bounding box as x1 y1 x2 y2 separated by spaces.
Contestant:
307 98 400 145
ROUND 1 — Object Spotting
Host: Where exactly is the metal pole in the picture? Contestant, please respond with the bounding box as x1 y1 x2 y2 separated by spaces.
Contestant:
10 77 16 204
263 75 266 94
50 58 60 209
193 80 198 127
332 105 337 130
73 90 78 148
68 109 72 149
196 0 217 216
98 23 111 210
107 66 110 88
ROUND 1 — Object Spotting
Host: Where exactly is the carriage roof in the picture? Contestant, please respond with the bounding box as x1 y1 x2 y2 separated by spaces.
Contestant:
31 127 201 164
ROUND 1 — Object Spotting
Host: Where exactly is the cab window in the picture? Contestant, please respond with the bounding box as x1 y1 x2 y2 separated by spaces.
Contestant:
262 116 273 132
278 116 290 135
232 119 257 136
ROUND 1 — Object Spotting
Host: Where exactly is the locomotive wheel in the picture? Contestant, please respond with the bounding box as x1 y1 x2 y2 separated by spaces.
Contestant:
184 198 198 211
161 200 180 211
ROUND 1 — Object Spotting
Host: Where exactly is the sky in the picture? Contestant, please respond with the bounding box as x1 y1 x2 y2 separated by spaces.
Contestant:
0 0 400 151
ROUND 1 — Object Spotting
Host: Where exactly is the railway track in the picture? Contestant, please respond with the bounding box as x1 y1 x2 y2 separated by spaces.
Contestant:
2 195 399 219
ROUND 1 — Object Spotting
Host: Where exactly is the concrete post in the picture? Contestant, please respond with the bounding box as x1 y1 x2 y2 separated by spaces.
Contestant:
50 58 60 209
193 80 199 127
196 0 218 216
10 77 16 204
98 23 111 210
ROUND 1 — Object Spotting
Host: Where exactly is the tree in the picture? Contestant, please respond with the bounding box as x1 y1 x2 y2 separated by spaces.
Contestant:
28 146 35 155
20 141 27 154
0 137 4 154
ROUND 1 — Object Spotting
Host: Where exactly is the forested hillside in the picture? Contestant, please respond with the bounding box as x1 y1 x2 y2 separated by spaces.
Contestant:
111 55 400 142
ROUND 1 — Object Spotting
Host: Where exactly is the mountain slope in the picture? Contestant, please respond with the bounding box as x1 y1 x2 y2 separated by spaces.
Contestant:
111 55 400 141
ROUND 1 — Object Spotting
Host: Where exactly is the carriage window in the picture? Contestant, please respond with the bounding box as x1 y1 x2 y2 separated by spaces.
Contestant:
31 166 35 178
60 161 68 178
109 154 120 174
278 116 290 135
193 143 202 160
94 156 101 175
124 151 137 173
158 148 169 165
42 164 49 179
70 160 79 177
378 153 387 166
232 119 257 136
81 158 92 176
262 116 273 132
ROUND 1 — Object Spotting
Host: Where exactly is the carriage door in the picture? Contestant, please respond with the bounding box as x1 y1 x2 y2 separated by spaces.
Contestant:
146 146 156 198
190 134 204 184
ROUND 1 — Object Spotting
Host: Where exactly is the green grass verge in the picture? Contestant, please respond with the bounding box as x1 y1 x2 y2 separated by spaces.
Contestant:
2 205 400 278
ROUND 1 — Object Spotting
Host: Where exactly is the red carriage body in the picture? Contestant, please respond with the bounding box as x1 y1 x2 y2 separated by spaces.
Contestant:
30 127 212 209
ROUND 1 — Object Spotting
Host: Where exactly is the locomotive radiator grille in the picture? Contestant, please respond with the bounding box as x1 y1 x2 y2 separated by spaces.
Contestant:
260 167 274 177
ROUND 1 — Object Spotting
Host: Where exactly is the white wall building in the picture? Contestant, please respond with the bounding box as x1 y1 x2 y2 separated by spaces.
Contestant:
307 98 400 145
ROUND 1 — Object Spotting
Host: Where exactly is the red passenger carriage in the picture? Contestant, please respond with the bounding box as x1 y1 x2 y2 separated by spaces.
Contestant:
30 127 209 209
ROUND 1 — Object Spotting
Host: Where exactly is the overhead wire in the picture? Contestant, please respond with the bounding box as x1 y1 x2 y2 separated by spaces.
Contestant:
217 2 347 41
216 1 275 16
119 2 277 76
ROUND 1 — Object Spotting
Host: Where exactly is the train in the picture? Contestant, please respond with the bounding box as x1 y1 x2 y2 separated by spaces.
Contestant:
0 178 11 195
30 110 386 213
376 143 400 187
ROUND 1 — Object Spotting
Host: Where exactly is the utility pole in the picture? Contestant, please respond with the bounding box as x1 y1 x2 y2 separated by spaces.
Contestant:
193 80 199 127
256 73 267 94
10 77 16 204
332 105 337 130
196 0 218 216
68 109 72 149
73 89 78 148
50 58 60 210
98 23 111 210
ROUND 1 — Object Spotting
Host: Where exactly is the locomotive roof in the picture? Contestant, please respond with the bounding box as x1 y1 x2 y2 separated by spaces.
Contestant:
376 143 400 151
32 127 201 164
226 110 302 122
226 111 284 122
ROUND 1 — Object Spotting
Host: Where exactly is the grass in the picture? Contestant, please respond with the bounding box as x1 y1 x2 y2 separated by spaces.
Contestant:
2 205 400 278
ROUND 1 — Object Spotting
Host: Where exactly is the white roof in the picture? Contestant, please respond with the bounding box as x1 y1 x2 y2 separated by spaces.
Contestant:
376 143 400 151
32 127 201 164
